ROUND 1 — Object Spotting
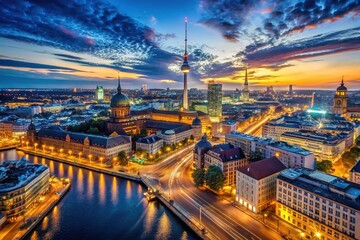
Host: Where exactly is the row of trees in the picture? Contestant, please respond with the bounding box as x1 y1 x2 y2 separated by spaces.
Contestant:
192 166 225 191
316 143 360 174
67 119 107 135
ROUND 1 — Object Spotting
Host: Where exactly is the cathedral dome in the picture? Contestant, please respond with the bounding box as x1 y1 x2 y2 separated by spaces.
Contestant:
110 93 130 107
110 80 130 107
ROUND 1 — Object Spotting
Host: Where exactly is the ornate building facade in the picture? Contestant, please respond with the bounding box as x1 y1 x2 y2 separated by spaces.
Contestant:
333 78 348 115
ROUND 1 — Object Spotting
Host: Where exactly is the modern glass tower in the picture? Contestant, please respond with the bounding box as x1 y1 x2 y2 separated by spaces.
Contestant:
207 80 222 121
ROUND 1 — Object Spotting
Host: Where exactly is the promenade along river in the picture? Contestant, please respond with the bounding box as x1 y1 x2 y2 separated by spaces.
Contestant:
0 150 196 240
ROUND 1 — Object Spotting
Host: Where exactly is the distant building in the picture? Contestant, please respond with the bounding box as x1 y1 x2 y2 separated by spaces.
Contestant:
220 120 238 134
242 67 250 102
236 156 286 213
136 135 163 155
0 121 29 138
289 84 293 94
333 77 348 115
0 159 50 219
225 131 316 169
350 161 360 184
262 122 300 141
207 80 222 122
95 86 104 102
277 168 360 240
204 144 247 186
280 130 346 162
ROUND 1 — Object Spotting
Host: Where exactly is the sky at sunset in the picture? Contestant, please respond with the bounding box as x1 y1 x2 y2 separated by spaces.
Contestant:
0 0 359 90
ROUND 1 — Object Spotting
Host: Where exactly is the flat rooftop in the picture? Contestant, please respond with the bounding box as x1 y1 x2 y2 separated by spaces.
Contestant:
279 168 360 211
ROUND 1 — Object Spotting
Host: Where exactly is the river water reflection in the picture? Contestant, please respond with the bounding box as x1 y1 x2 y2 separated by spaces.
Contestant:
0 150 196 240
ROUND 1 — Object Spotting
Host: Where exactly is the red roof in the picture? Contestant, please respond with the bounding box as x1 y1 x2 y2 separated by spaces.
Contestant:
237 157 286 180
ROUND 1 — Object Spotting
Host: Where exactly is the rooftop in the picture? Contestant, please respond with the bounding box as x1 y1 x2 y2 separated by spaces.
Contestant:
279 168 360 211
281 130 345 145
269 141 313 156
208 144 246 162
0 159 49 193
137 135 162 144
350 161 360 173
38 126 130 148
237 156 286 180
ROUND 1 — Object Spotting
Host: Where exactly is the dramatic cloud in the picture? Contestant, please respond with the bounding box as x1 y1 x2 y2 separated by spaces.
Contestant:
244 27 360 67
198 0 259 42
0 58 82 72
199 0 360 43
0 0 179 80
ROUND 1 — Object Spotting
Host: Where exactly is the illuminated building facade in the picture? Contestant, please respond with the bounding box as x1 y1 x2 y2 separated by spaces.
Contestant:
30 126 131 161
276 168 360 240
236 156 286 213
333 78 348 115
280 130 346 162
204 144 247 186
95 85 104 102
194 134 212 169
350 161 360 184
207 80 222 122
136 135 164 155
0 159 50 219
225 131 316 169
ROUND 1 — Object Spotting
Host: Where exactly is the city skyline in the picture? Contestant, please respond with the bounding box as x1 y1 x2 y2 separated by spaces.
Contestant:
0 0 360 90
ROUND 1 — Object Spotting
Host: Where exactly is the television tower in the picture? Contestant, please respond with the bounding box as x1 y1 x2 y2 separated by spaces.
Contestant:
243 65 250 102
181 17 190 110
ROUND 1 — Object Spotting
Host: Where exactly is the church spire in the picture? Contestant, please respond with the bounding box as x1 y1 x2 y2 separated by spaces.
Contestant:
341 76 344 86
117 71 121 94
244 65 248 86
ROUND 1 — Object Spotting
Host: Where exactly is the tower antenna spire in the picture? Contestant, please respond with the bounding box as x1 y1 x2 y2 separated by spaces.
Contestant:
185 17 188 55
117 71 121 93
341 75 344 85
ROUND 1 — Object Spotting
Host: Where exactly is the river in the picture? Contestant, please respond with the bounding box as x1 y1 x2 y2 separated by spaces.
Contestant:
0 149 196 240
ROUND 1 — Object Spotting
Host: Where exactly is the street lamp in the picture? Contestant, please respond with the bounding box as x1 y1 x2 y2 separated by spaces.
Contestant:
315 232 321 238
50 146 54 154
88 154 92 164
100 157 103 167
68 150 72 157
300 232 305 240
60 148 63 155
42 144 46 152
78 152 82 160
26 141 29 148
34 143 38 151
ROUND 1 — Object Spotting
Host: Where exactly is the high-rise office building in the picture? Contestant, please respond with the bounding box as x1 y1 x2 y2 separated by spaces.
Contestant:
207 80 222 121
95 85 104 102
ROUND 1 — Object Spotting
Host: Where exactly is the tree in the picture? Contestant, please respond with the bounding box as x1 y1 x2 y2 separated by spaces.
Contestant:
139 128 148 136
118 151 128 166
87 127 99 134
190 135 195 141
192 168 206 187
342 152 357 166
249 149 263 162
350 147 360 158
205 165 225 191
316 160 334 174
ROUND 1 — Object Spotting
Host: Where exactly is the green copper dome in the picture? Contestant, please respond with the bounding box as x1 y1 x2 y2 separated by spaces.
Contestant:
110 80 130 107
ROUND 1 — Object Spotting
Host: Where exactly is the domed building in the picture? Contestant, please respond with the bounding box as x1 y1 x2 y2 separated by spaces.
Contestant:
107 80 136 134
333 77 348 115
194 134 212 168
191 116 202 140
